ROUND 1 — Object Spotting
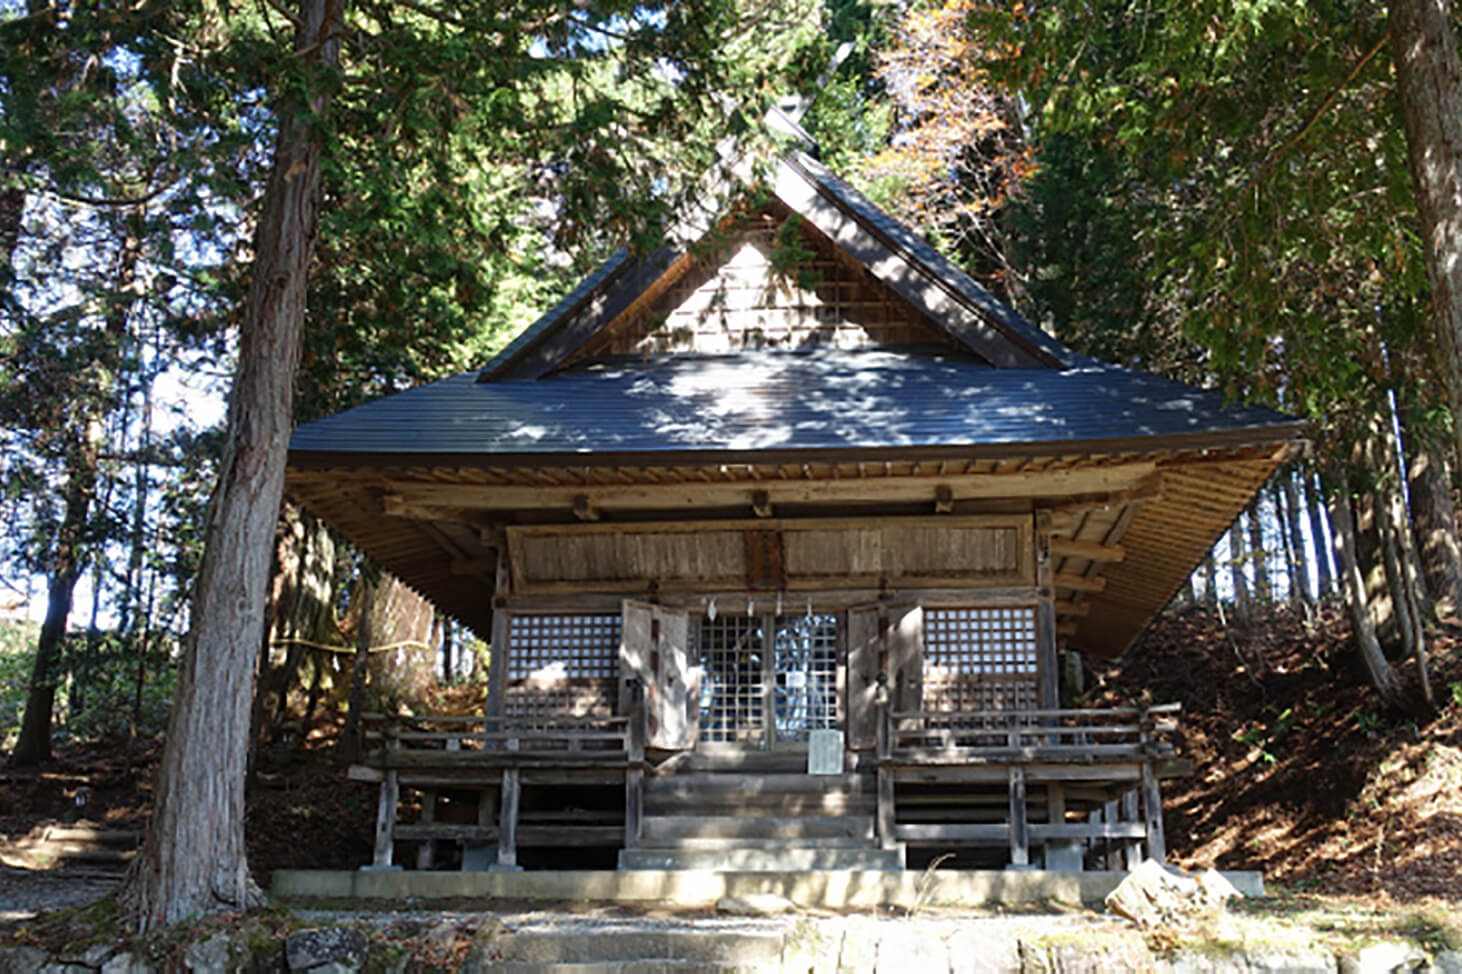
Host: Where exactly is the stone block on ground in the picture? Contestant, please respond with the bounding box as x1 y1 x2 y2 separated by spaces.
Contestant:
99 954 154 974
838 916 881 974
876 920 949 974
1106 859 1234 927
782 917 844 974
1338 941 1429 974
182 934 233 973
284 927 368 972
718 894 796 917
1434 951 1462 974
947 924 1020 974
0 946 49 974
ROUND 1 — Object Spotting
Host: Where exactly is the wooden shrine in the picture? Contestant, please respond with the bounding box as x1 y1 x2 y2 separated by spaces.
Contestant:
287 152 1305 874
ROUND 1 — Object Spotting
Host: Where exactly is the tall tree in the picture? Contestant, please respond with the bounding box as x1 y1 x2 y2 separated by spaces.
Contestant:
118 0 345 929
1389 0 1462 469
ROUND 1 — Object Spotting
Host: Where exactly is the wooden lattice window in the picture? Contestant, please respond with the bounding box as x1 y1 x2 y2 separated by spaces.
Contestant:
923 607 1039 716
505 613 620 719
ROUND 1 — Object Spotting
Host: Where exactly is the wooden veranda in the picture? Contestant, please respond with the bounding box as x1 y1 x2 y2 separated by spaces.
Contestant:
352 698 1182 872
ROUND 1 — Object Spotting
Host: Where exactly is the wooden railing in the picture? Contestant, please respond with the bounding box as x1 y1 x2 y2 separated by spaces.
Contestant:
873 701 1181 866
878 703 1181 764
361 712 635 760
356 683 646 870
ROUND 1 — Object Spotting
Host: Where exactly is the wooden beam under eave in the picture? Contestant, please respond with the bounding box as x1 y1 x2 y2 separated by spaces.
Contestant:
1053 600 1090 617
376 461 1161 515
1049 538 1125 563
1054 572 1107 593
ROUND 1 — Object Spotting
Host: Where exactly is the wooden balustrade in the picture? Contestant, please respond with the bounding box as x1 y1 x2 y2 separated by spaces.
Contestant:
872 701 1182 868
355 710 643 870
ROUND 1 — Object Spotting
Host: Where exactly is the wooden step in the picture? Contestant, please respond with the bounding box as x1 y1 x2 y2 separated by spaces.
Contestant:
644 772 872 796
631 836 873 850
645 793 875 816
641 815 874 843
618 847 904 871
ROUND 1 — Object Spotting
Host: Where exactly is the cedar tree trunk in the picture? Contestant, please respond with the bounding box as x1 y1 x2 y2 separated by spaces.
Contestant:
1328 480 1407 707
118 0 343 931
1390 0 1462 469
1407 442 1462 618
7 436 98 766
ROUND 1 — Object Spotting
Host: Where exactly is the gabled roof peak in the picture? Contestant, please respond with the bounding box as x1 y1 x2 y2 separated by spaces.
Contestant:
477 154 1077 382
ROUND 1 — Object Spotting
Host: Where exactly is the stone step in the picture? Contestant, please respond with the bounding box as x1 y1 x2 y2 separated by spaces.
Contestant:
644 772 872 795
618 847 904 871
486 921 786 967
641 815 874 842
485 959 766 965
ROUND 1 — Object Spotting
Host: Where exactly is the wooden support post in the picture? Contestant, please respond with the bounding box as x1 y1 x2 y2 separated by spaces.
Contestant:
1103 800 1119 870
1121 789 1142 871
371 720 400 868
1008 766 1029 867
1035 511 1060 711
878 768 897 851
485 543 511 738
497 767 520 868
372 771 398 868
1140 761 1167 864
415 789 437 870
751 489 773 518
625 681 645 850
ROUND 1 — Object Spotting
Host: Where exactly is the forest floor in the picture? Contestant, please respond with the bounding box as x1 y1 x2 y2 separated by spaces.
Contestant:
2 605 1461 910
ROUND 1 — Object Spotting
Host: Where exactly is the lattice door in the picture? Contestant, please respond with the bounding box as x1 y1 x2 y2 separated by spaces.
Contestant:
696 615 766 745
771 613 838 743
923 607 1038 721
696 612 840 748
504 613 621 720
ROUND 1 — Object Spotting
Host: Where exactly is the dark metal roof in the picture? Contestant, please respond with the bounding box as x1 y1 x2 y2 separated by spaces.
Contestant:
477 248 632 378
290 347 1300 459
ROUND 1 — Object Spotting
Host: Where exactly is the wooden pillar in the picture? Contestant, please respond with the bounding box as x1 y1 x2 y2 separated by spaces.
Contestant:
1103 799 1120 870
875 678 897 849
625 681 645 850
372 772 398 868
1140 761 1167 863
497 767 520 868
371 720 400 868
1035 510 1060 710
415 789 437 870
1121 789 1142 871
1008 766 1029 867
485 542 511 734
877 768 897 851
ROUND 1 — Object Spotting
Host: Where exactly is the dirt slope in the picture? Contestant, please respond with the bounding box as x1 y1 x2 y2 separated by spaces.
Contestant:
1094 603 1462 900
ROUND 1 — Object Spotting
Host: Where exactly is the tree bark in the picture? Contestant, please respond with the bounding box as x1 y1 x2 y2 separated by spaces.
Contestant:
1406 440 1462 619
1277 474 1308 605
1391 0 1462 470
342 573 375 763
1328 479 1408 707
1228 519 1251 615
365 573 436 710
1246 496 1271 605
1303 470 1336 597
1199 552 1218 606
7 436 98 766
118 0 343 932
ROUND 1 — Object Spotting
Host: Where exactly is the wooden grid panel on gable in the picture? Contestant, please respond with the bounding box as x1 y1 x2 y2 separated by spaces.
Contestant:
571 209 954 362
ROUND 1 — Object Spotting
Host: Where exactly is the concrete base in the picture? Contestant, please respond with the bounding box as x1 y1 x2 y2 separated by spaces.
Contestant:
272 867 1265 909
